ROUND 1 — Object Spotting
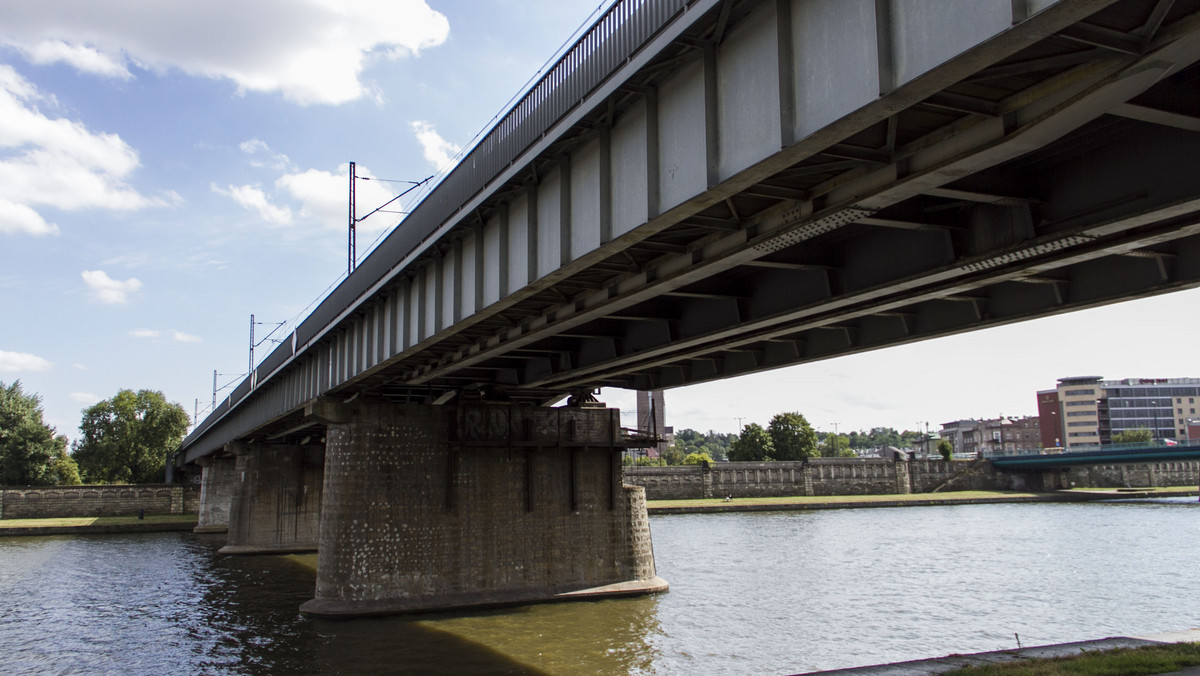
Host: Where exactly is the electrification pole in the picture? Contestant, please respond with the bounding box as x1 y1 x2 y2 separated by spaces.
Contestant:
348 161 357 275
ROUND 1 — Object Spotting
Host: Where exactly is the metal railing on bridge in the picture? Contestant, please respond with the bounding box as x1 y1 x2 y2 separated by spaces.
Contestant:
187 0 693 447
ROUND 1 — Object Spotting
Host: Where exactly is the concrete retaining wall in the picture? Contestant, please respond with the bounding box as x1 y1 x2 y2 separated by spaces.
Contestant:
0 484 200 519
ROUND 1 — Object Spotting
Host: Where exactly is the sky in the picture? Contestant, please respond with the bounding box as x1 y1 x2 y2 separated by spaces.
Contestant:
1 0 1197 445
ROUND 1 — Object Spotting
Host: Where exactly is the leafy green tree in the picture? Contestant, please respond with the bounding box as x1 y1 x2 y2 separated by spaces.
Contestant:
671 428 732 461
1112 428 1153 444
0 380 73 485
683 451 714 465
769 412 818 460
835 439 857 458
660 445 685 466
729 423 774 461
937 439 954 460
48 448 82 484
73 389 189 484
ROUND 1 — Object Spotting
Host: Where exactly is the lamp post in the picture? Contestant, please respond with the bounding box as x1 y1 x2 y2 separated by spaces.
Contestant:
1150 399 1160 442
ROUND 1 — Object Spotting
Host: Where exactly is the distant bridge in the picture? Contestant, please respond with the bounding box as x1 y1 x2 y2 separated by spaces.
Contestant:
991 442 1200 470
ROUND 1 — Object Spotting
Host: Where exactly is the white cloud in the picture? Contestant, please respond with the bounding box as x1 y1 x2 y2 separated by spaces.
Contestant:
212 183 293 225
0 198 58 235
23 40 132 79
130 328 201 343
0 65 161 236
0 349 52 372
72 363 88 370
275 164 396 233
240 138 291 171
81 269 142 303
0 0 450 105
411 121 462 171
69 392 101 405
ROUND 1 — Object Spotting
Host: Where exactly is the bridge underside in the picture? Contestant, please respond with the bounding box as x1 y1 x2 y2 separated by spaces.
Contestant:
183 0 1200 457
288 0 1200 438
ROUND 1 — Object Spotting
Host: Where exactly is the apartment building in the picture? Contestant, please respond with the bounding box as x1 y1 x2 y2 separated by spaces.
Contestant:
939 416 1042 457
1038 376 1200 448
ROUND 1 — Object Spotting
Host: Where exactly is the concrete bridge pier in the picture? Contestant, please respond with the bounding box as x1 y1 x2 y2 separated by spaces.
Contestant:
218 441 324 555
299 399 666 617
193 455 236 534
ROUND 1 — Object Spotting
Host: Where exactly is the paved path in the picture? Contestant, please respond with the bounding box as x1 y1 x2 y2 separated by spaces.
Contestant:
793 630 1200 675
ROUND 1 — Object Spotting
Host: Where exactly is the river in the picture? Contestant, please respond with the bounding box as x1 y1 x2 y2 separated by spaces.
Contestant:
1 498 1197 675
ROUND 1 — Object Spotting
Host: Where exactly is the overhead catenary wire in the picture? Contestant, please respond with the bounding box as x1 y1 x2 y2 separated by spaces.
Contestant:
199 1 618 415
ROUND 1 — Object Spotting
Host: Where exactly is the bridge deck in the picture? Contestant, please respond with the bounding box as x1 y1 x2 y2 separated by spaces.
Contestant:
182 0 1200 464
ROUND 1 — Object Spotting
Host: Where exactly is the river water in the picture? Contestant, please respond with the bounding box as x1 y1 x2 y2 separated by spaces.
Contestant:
1 499 1197 675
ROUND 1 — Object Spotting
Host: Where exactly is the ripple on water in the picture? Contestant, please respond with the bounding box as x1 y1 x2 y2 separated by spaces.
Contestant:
1 500 1198 675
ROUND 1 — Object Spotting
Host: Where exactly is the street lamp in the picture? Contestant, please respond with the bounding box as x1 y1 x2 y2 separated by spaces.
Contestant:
1150 399 1160 442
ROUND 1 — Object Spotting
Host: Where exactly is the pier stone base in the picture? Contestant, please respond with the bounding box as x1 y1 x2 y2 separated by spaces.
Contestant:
300 400 666 616
193 456 236 533
218 442 324 555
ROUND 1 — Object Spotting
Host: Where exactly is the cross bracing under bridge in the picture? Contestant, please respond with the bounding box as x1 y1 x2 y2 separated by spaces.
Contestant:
180 0 1200 464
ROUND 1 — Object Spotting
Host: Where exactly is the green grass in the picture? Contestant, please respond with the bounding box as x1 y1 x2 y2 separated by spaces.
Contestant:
945 643 1200 675
1069 486 1197 493
0 514 198 529
647 487 1198 510
648 490 1043 510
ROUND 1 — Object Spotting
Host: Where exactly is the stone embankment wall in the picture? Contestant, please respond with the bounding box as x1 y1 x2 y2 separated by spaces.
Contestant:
625 458 1199 500
625 458 973 500
0 485 200 519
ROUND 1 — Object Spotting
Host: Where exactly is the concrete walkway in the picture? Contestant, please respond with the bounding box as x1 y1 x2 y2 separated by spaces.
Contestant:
793 630 1200 675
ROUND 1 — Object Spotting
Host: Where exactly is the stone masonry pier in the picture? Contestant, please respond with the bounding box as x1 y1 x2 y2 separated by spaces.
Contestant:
299 400 665 616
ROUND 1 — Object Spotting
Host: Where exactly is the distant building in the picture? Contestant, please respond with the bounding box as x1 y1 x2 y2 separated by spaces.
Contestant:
1036 389 1062 448
1038 376 1200 448
635 390 671 457
939 416 1042 458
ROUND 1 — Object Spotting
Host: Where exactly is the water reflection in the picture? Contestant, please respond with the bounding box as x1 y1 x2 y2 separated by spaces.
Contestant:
2 499 1197 675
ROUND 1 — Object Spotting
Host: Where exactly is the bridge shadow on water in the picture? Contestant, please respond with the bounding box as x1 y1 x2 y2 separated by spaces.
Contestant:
190 534 661 675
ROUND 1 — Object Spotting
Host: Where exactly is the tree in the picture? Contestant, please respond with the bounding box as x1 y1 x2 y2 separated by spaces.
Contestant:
683 451 714 465
671 428 733 461
768 412 818 460
0 380 74 485
660 445 685 466
73 389 189 484
834 440 857 458
1112 428 1153 444
937 439 954 460
729 423 774 461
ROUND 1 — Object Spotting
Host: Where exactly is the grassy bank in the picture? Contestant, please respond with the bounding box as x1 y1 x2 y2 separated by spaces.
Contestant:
648 487 1197 513
945 642 1200 675
0 514 198 536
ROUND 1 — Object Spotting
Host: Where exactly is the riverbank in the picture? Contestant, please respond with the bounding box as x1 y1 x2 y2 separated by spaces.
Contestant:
648 487 1198 514
0 514 198 536
798 629 1200 675
0 488 1193 534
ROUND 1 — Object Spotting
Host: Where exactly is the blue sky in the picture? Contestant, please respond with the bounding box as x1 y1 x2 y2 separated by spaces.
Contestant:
1 0 1197 444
